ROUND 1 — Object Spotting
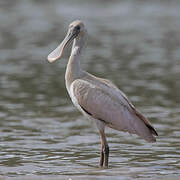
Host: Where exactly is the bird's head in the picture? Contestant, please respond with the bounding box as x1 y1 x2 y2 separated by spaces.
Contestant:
47 20 85 63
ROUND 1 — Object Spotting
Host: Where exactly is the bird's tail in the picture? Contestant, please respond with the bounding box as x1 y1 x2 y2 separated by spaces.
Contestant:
135 109 158 142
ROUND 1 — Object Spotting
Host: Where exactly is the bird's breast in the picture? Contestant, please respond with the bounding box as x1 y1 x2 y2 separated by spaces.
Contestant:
68 82 91 119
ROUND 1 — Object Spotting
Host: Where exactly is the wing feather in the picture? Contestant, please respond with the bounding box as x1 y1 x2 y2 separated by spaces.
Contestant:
71 78 157 142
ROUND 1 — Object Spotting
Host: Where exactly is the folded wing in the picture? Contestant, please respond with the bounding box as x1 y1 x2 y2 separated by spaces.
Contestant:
72 78 158 142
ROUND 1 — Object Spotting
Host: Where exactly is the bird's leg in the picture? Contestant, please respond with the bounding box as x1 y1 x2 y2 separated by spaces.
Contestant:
103 143 109 168
99 130 109 168
99 146 104 167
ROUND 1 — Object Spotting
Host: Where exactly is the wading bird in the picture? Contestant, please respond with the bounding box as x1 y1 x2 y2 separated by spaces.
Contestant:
47 20 158 168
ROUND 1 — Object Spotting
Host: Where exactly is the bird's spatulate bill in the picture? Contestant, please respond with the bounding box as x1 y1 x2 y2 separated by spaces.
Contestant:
47 31 73 63
47 43 64 63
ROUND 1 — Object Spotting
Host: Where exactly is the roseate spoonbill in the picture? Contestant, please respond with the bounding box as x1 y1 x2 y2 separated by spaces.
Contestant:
47 20 158 168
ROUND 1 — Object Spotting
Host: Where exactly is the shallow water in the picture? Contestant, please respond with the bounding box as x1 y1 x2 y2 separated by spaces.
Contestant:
0 0 180 179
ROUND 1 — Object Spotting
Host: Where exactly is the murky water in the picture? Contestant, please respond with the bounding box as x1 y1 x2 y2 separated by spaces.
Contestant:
0 0 180 179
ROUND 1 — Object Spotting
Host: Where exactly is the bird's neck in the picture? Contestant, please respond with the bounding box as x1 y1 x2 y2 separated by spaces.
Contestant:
65 36 85 90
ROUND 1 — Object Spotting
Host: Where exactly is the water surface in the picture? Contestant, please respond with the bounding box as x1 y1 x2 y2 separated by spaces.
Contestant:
0 0 180 179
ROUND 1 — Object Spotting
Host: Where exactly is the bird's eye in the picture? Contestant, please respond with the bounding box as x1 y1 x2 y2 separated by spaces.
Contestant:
76 25 80 31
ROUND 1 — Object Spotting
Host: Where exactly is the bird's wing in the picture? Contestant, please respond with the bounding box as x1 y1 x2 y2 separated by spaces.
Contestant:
71 79 157 142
